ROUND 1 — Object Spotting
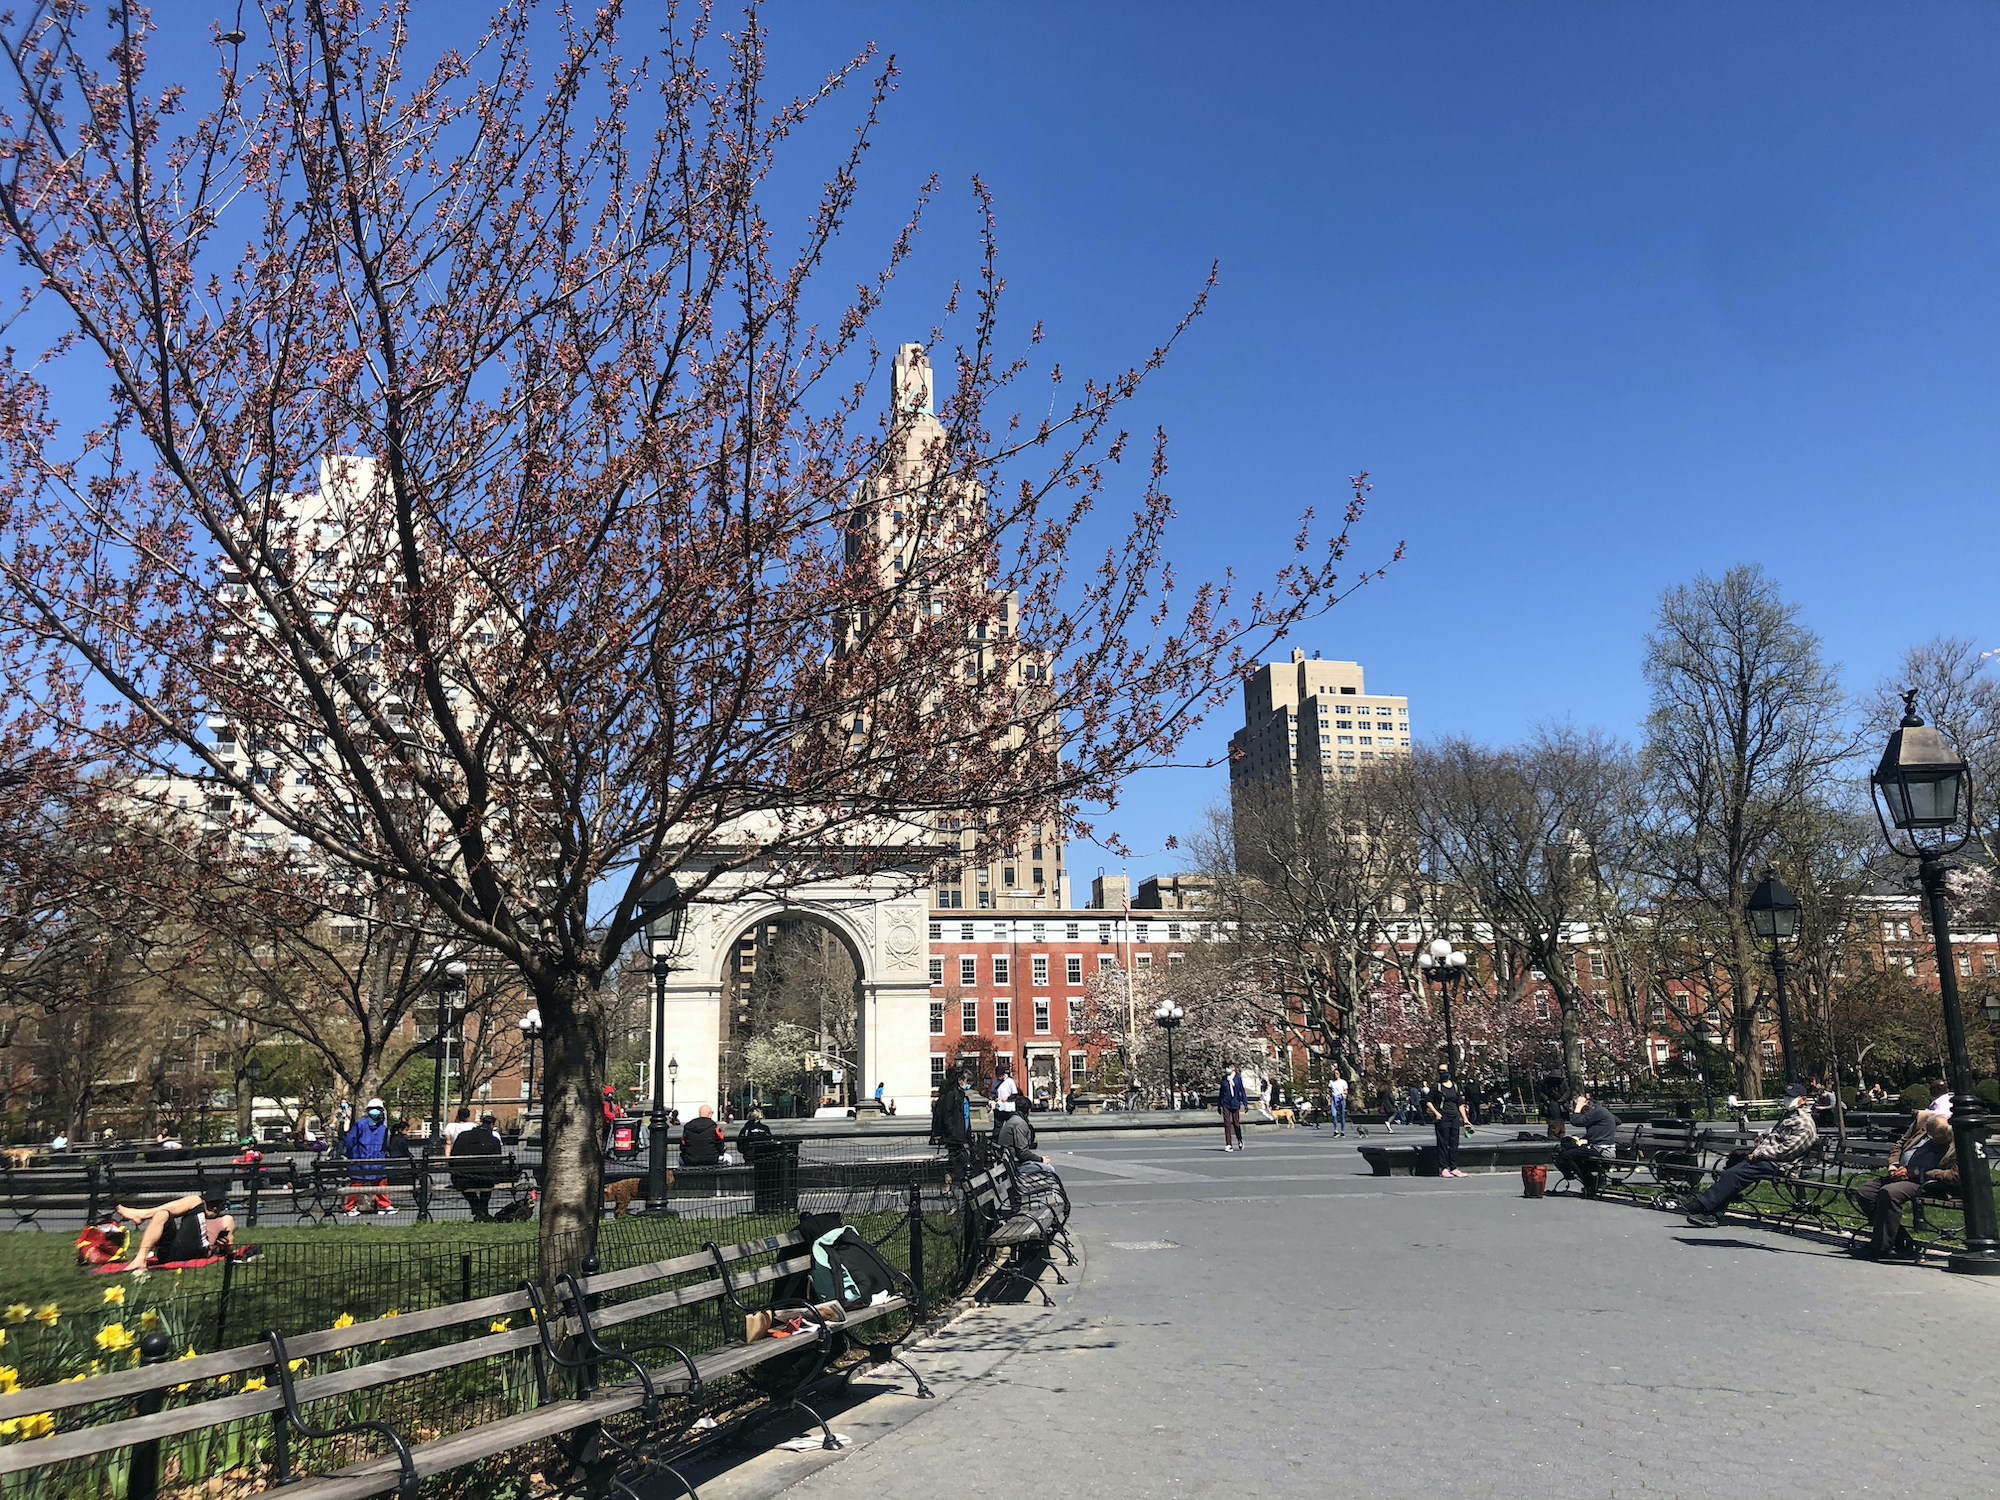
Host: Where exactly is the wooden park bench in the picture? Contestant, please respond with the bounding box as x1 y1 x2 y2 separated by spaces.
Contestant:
0 1159 296 1230
0 1217 933 1500
964 1164 1072 1307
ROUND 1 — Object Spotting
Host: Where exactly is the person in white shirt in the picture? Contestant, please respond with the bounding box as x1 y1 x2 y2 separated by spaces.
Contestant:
1928 1079 1953 1119
442 1105 477 1151
1329 1075 1349 1136
992 1071 1020 1131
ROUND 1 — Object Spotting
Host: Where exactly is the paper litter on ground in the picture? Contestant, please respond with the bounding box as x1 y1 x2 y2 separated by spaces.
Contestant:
778 1434 850 1452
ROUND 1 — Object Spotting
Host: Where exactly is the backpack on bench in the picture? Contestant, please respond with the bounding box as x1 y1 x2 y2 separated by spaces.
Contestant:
808 1224 900 1310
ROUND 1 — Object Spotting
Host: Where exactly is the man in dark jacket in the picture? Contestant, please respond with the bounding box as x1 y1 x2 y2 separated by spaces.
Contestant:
680 1105 724 1167
449 1113 506 1221
1556 1092 1620 1198
1219 1065 1249 1152
933 1068 972 1187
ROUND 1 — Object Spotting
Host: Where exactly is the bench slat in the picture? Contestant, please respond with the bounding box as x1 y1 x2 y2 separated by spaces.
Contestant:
578 1232 802 1297
0 1288 539 1425
590 1254 811 1333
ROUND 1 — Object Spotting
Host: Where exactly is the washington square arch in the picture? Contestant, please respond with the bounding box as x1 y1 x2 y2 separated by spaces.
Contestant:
645 818 940 1118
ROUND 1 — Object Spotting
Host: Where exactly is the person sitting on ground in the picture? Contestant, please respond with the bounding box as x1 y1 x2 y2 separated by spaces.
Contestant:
1684 1084 1819 1227
1556 1091 1620 1198
1851 1111 1957 1258
111 1192 234 1272
679 1104 724 1167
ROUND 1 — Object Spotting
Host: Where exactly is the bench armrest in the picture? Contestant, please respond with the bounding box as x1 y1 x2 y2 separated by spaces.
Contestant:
266 1330 418 1500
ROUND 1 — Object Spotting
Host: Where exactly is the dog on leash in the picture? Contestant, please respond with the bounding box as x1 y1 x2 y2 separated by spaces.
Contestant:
601 1173 670 1216
1270 1106 1298 1128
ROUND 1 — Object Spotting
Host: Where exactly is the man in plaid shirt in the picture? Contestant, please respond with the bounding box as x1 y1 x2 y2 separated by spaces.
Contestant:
1684 1084 1819 1227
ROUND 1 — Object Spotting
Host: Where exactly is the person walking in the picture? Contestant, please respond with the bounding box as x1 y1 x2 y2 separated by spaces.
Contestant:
342 1098 394 1216
1377 1085 1396 1130
1427 1072 1471 1177
1329 1073 1349 1136
1219 1064 1249 1152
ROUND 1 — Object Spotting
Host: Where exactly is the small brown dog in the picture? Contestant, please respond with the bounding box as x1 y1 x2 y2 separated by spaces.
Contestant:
2 1147 37 1170
1270 1107 1298 1128
601 1174 670 1216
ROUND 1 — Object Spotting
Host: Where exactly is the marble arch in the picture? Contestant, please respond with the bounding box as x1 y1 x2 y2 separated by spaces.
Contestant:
648 832 937 1118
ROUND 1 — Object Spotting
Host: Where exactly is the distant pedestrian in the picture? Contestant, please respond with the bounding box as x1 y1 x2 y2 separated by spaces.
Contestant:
1377 1086 1395 1130
1427 1073 1470 1177
450 1112 504 1221
1329 1074 1348 1136
1539 1076 1568 1139
1405 1083 1424 1124
1220 1064 1249 1152
342 1098 394 1216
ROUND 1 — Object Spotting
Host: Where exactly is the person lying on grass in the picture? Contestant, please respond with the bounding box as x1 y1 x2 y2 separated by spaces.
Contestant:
109 1193 235 1272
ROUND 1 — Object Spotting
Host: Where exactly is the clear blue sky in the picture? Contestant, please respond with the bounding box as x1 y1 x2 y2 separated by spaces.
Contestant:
765 3 1999 886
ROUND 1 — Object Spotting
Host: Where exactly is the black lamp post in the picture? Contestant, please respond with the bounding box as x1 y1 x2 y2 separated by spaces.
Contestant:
1746 870 1802 1086
428 959 467 1149
641 894 684 1211
516 1008 541 1133
1870 690 1999 1275
1417 938 1468 1077
1154 1000 1184 1109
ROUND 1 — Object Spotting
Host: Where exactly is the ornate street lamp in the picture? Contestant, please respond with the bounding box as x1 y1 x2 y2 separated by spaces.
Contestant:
1745 870 1802 1086
636 878 685 1212
1870 690 1998 1275
1153 1000 1185 1109
425 958 468 1148
1417 938 1468 1077
516 1008 542 1130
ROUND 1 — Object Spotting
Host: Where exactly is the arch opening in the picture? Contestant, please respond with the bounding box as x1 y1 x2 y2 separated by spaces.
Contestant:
721 911 866 1117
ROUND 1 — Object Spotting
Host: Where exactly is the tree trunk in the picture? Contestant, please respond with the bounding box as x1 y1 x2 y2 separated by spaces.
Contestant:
1558 992 1583 1097
536 970 608 1285
1728 945 1762 1097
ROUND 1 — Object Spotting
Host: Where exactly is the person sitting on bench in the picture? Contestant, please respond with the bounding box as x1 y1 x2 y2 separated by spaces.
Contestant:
1850 1111 1957 1258
111 1192 234 1272
1556 1091 1620 1198
1684 1084 1818 1227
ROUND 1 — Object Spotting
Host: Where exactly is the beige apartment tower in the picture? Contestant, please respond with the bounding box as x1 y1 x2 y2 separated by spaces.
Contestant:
1228 649 1412 804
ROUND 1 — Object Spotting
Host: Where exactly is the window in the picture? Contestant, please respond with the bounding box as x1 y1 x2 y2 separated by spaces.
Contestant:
929 922 941 940
960 956 977 986
1959 954 1973 977
1135 922 1151 941
931 1055 946 1090
929 957 944 984
1167 952 1183 969
1652 1040 1670 1064
1067 956 1083 985
1761 1038 1778 1058
1589 953 1607 980
993 956 1010 985
961 998 979 1034
1034 998 1051 1034
1136 953 1152 971
1065 922 1080 940
994 999 1012 1034
1167 923 1182 940
978 892 991 908
1985 951 1998 975
1032 955 1048 985
1099 955 1115 972
1533 993 1550 1021
1004 867 1016 888
930 1001 945 1036
1070 1052 1088 1085
1032 922 1046 940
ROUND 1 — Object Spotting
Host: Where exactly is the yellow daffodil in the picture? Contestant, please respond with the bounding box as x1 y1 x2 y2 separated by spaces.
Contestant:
379 1309 399 1320
179 1346 197 1360
32 1305 58 1327
488 1319 511 1334
6 1412 55 1439
287 1359 306 1373
240 1376 267 1393
57 1373 87 1385
101 1285 125 1307
2 1305 26 1325
137 1310 161 1331
330 1313 356 1330
0 1366 18 1393
95 1325 134 1354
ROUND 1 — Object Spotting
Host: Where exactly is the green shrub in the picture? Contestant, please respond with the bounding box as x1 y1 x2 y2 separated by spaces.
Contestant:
1898 1083 1934 1111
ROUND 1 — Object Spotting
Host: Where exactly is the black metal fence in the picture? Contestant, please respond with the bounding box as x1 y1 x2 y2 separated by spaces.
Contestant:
2 1144 995 1500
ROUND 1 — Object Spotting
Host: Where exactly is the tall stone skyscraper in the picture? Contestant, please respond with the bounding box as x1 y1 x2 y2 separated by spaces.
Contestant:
846 345 1067 910
1227 649 1412 808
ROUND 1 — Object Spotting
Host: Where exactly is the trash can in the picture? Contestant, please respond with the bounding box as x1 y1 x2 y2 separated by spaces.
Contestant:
608 1118 641 1159
750 1138 798 1213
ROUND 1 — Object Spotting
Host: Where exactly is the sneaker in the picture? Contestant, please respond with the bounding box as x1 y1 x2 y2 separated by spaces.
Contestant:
345 1209 361 1218
1684 1210 1721 1228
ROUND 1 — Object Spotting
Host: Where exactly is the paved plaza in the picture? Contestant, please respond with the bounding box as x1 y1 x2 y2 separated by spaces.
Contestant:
700 1124 2000 1499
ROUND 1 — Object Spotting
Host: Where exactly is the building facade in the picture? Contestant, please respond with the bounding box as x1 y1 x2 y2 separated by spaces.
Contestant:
1228 649 1412 806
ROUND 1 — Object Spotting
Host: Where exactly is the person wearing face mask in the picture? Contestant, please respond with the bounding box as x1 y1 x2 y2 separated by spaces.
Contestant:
343 1098 395 1217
